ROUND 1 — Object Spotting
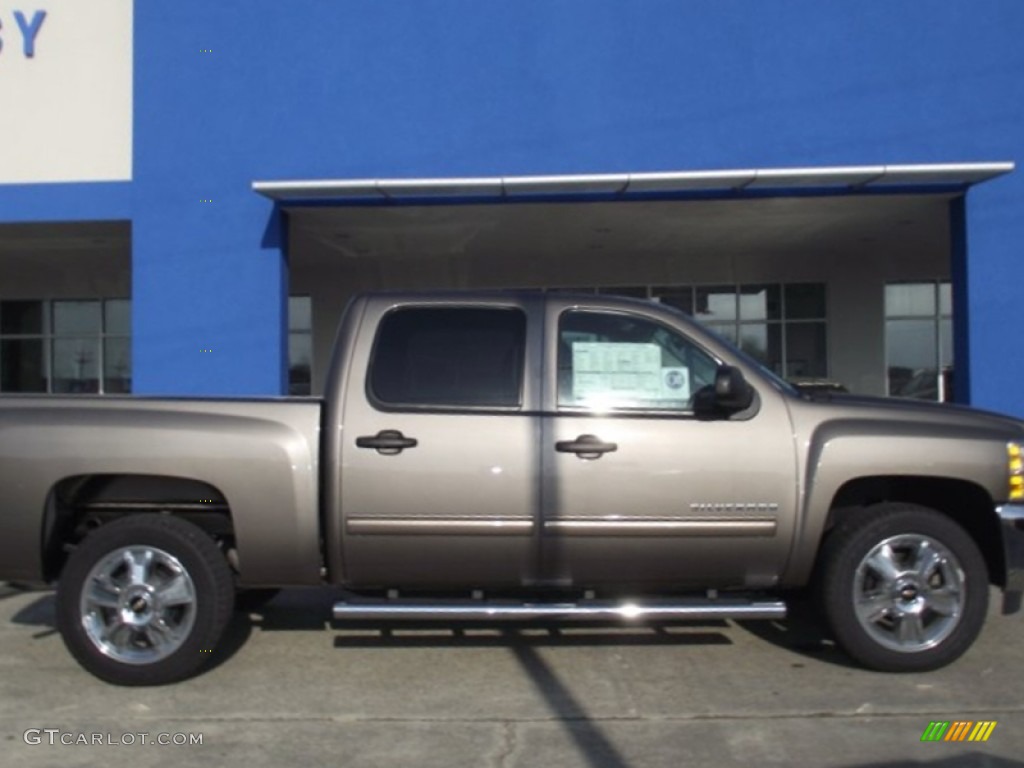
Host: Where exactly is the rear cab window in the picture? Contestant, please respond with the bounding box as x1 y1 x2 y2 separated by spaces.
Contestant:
368 307 527 409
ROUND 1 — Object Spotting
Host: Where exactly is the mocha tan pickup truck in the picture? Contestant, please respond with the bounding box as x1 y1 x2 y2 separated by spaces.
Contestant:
1 292 1022 685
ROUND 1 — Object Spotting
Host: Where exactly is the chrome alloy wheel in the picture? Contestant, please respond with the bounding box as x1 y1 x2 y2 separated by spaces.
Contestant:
79 546 197 665
852 533 966 653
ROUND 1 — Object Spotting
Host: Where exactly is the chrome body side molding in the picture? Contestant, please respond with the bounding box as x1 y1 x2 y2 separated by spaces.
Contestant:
544 518 777 537
346 518 534 536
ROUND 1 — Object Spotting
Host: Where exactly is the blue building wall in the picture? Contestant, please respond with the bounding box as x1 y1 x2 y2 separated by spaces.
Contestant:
8 2 1024 411
0 183 131 223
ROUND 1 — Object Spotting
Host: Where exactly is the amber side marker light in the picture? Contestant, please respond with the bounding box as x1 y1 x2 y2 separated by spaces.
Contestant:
1008 442 1023 501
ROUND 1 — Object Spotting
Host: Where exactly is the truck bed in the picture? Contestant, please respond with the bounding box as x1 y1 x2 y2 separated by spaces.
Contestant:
0 395 323 585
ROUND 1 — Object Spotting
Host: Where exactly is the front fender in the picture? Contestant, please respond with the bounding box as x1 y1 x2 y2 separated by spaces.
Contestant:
782 418 1007 585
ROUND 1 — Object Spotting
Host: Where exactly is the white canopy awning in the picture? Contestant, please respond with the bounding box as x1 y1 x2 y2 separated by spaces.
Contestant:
253 162 1013 203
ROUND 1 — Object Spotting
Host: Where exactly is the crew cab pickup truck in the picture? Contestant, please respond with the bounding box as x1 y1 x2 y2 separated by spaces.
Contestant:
1 292 1023 685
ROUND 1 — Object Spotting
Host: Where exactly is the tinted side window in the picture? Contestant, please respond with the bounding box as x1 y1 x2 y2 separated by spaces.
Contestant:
370 307 526 408
558 310 718 411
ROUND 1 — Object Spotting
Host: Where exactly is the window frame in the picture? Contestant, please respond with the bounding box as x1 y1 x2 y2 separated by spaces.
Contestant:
554 308 725 417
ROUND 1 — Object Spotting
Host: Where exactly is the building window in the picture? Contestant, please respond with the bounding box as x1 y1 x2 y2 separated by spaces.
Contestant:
0 299 131 394
651 283 828 381
885 281 953 402
543 283 828 381
288 296 313 396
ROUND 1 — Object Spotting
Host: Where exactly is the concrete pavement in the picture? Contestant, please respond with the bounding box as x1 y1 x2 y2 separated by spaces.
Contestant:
2 583 1022 767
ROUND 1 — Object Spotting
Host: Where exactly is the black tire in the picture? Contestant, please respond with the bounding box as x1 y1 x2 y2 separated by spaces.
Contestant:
817 503 989 672
56 514 234 686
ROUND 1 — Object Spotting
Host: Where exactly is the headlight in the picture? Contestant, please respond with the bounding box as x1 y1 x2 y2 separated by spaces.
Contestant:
1009 442 1023 501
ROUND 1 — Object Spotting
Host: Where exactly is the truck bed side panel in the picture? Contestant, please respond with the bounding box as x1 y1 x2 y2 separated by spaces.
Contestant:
0 398 322 585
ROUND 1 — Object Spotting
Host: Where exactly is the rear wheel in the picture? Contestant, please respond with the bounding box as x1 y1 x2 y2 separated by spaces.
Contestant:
817 503 989 672
57 515 234 685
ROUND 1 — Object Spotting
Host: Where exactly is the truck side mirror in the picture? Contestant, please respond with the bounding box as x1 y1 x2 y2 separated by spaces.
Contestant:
715 366 754 411
694 365 755 418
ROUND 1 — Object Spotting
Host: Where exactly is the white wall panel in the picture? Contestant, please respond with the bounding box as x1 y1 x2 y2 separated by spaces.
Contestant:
0 0 132 184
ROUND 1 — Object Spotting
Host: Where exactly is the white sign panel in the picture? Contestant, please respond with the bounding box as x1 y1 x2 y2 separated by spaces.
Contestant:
0 1 132 184
570 342 691 407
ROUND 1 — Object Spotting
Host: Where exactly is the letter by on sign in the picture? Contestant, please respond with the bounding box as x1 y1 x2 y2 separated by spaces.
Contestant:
15 10 47 58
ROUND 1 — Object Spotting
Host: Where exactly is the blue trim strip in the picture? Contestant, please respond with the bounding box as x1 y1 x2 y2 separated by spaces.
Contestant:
0 182 132 222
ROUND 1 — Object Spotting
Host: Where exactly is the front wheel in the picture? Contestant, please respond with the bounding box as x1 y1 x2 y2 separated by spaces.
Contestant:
817 504 989 672
56 515 234 685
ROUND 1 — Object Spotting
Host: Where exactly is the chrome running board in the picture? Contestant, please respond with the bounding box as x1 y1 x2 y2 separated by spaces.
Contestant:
332 597 786 622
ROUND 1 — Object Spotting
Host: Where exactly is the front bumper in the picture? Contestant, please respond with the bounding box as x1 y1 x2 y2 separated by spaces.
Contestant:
996 503 1024 614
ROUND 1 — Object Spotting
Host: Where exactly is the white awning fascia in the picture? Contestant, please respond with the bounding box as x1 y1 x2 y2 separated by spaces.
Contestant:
252 162 1014 203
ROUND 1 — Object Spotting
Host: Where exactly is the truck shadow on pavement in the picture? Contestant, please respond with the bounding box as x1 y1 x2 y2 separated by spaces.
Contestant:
7 587 58 639
328 622 733 648
734 591 862 670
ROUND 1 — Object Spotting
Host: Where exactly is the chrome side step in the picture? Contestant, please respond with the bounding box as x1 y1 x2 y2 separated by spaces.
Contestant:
332 597 786 622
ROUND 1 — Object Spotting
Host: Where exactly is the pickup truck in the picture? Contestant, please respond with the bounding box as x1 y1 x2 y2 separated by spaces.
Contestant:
1 291 1022 686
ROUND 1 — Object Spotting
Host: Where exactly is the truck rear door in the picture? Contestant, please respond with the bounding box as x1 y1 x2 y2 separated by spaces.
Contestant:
337 295 543 588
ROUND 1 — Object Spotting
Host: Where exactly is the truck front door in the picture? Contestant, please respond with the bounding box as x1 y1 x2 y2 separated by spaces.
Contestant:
539 298 798 589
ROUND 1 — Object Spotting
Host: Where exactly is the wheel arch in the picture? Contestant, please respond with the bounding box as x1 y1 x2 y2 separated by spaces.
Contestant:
41 473 234 583
823 476 1004 588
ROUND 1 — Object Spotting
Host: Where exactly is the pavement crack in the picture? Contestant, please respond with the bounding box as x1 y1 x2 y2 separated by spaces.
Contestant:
490 722 518 768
